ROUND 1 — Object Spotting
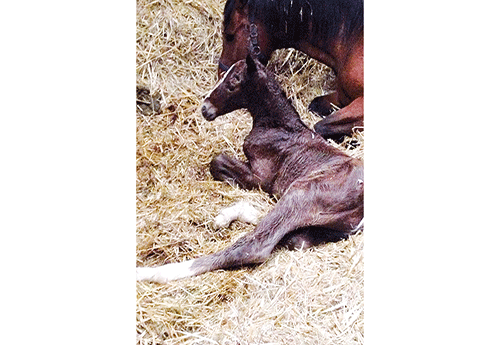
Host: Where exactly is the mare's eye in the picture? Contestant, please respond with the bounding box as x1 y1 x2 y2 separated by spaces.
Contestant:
225 33 235 42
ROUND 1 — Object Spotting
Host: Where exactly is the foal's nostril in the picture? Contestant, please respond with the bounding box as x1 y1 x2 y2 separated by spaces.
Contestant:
201 104 207 115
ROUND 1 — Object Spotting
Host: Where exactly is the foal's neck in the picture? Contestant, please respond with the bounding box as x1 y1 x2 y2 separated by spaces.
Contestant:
246 77 306 133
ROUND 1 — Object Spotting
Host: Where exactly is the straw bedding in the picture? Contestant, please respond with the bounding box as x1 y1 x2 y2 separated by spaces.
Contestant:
136 0 364 343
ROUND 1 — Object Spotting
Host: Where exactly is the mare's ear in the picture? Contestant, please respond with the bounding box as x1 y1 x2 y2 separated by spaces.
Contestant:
246 54 258 74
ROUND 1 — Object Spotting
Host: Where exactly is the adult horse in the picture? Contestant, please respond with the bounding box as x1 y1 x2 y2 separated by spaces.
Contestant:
218 0 364 140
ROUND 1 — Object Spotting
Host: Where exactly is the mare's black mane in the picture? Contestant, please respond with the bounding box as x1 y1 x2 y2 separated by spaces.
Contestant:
223 0 363 47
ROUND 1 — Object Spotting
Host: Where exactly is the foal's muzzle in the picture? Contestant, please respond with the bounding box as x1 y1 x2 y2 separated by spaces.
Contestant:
201 100 218 121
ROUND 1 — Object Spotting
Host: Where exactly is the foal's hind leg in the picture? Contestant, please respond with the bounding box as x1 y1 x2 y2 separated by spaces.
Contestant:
210 153 260 190
279 227 351 251
137 190 312 283
137 180 361 283
186 185 353 276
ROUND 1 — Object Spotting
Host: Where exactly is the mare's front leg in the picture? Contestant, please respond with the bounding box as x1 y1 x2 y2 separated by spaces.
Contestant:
308 75 353 118
313 96 364 141
308 90 344 118
210 153 260 190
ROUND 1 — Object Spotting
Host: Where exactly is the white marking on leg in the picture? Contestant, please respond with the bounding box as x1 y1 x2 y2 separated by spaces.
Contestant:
352 218 364 234
214 201 261 228
136 259 196 284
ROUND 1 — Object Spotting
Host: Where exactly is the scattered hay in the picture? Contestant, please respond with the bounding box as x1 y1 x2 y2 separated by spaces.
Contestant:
136 0 364 344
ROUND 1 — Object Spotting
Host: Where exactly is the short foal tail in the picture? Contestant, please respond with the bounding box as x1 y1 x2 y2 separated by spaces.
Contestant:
136 190 321 283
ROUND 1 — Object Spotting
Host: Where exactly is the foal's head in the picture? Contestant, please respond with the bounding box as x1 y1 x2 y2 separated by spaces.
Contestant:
202 55 266 121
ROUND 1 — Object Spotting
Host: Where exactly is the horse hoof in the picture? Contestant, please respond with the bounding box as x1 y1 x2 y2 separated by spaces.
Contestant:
313 121 348 143
308 97 334 118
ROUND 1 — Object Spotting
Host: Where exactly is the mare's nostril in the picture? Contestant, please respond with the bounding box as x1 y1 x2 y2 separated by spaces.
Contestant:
201 105 207 114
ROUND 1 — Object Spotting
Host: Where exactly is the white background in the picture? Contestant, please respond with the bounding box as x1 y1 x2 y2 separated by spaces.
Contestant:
1 1 498 343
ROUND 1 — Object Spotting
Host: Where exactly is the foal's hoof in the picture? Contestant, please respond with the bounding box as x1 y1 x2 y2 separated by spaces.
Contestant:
209 154 241 184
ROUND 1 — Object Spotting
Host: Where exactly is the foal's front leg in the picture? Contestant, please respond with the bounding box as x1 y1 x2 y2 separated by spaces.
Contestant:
210 153 261 190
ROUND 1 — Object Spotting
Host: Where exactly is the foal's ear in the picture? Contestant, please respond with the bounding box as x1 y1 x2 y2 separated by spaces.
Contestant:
246 54 258 74
235 0 250 10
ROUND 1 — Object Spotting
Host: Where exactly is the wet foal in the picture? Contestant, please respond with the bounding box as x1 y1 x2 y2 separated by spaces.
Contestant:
136 55 363 283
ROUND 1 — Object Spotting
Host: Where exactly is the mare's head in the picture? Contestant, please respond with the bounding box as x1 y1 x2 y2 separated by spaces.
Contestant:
218 0 273 78
202 55 266 121
218 0 364 78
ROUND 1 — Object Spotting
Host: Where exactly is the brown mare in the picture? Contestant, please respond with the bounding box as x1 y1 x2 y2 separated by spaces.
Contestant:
218 0 364 141
136 55 363 283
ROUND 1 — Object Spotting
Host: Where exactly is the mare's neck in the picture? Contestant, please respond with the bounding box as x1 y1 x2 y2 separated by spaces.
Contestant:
274 34 341 75
270 21 349 76
263 0 362 74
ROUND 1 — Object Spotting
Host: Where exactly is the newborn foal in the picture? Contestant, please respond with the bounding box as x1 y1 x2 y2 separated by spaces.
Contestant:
136 55 363 283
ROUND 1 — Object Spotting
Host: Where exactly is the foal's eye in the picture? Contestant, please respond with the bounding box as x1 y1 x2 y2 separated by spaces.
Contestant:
225 33 235 42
